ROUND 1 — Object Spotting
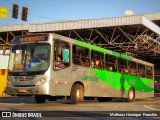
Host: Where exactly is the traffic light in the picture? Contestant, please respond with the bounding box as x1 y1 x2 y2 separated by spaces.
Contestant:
21 7 28 21
12 4 19 19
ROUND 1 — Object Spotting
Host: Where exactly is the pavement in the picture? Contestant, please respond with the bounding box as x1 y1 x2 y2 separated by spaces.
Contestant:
0 93 160 98
0 92 160 98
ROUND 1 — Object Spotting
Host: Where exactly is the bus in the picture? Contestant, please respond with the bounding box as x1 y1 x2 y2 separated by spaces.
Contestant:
7 33 154 104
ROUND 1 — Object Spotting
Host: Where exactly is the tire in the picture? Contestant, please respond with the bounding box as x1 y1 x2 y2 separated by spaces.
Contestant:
125 88 135 102
35 95 46 103
97 97 112 102
70 84 84 104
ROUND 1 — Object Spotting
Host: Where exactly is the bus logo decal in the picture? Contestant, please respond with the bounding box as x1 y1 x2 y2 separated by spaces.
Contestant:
81 70 98 82
110 76 113 82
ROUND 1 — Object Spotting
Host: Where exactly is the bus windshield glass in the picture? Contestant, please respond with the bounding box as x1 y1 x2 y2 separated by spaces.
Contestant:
9 43 50 72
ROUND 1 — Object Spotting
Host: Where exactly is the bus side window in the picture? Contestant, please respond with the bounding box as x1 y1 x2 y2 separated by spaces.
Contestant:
91 50 104 69
138 63 145 78
72 45 89 67
118 58 127 74
105 54 117 72
81 50 90 67
72 45 81 66
54 40 70 71
128 61 137 76
146 66 153 79
73 55 82 65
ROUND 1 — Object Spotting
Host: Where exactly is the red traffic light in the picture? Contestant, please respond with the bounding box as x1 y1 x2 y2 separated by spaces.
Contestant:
12 4 19 19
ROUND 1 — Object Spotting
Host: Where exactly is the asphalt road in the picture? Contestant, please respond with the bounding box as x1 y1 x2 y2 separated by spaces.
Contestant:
0 95 160 120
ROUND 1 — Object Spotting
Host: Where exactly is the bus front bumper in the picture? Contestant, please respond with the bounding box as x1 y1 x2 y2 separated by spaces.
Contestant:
7 82 50 96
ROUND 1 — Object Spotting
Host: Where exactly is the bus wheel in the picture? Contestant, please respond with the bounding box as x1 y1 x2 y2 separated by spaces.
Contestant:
35 95 46 103
70 84 84 104
125 88 135 102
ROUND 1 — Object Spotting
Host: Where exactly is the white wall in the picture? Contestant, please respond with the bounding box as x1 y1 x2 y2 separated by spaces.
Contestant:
0 55 9 69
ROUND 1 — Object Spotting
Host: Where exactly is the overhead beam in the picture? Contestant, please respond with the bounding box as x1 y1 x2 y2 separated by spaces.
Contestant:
142 16 160 35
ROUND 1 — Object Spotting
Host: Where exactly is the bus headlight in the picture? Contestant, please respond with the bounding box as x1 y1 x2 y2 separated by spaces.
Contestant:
36 77 47 85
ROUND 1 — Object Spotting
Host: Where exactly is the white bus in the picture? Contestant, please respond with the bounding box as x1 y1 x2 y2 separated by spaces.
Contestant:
7 33 154 104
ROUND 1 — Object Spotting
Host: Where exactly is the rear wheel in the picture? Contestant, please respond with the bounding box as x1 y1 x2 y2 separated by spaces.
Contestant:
70 84 84 104
125 88 135 102
35 95 46 103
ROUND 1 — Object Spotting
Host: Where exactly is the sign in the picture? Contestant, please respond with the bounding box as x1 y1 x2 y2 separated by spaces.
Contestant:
13 64 23 70
19 89 27 93
0 111 159 117
13 34 48 44
0 7 8 18
81 70 98 82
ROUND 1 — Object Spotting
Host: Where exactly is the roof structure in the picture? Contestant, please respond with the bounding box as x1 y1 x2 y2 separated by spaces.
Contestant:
0 12 160 67
1 13 160 33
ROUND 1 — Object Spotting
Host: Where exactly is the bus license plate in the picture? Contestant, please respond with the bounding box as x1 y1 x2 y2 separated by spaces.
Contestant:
19 89 27 93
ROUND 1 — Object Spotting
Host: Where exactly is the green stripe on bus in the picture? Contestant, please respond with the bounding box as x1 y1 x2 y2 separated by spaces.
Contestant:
76 40 109 54
112 52 121 57
112 51 132 60
76 39 152 92
120 54 132 60
91 68 154 92
76 40 132 60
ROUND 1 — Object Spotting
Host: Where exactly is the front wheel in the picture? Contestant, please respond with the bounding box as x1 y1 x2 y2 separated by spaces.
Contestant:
125 88 135 102
35 95 46 103
70 84 84 104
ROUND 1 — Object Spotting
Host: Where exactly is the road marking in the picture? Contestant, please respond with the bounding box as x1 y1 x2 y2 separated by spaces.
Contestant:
143 105 160 110
0 103 25 106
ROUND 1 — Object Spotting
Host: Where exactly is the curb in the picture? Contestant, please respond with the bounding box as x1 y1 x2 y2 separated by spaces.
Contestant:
0 95 13 99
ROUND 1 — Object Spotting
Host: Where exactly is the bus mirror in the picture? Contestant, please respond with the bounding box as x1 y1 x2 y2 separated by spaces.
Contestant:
62 48 69 63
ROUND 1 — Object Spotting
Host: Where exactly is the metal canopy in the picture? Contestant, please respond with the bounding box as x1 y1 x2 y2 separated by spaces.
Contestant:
0 13 160 65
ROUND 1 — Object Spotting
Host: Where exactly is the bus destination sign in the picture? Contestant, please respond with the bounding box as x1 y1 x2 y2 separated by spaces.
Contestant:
13 34 48 44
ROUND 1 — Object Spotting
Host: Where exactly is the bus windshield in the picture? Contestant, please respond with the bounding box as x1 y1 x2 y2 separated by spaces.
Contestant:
9 43 50 72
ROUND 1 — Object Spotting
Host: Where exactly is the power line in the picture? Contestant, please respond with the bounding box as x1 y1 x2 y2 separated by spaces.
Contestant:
29 13 61 21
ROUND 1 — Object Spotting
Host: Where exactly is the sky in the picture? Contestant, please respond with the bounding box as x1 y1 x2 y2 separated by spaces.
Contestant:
0 0 160 26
